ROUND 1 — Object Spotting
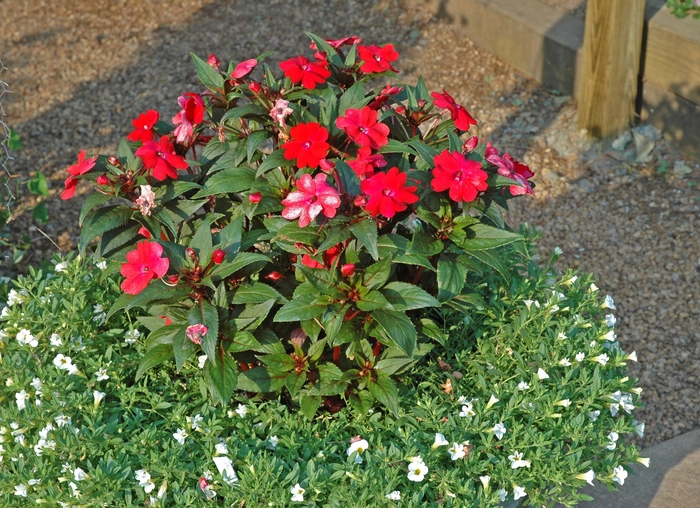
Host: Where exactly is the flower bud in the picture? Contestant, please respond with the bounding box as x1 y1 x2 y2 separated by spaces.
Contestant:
265 271 283 281
138 227 152 239
212 249 225 265
341 264 355 277
319 158 335 173
353 195 367 207
207 53 221 69
248 192 262 203
314 51 327 61
395 106 406 114
198 477 210 491
417 99 426 109
107 156 119 166
168 274 179 284
186 247 197 260
463 136 479 152
96 174 110 185
248 81 261 94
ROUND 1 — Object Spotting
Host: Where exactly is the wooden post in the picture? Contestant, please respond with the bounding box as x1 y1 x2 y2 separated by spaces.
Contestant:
577 0 645 139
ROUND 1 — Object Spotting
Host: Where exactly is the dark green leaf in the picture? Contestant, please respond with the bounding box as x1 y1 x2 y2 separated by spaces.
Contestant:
27 172 49 196
236 366 286 392
247 130 270 163
378 139 418 156
96 223 140 259
368 375 399 416
172 325 195 371
437 254 468 302
407 232 443 256
459 223 522 251
350 219 378 260
375 357 413 376
79 193 113 227
191 52 225 91
335 160 361 197
381 282 440 310
32 202 48 224
231 282 285 304
468 249 510 280
362 255 392 290
285 370 307 398
338 80 368 116
256 149 289 177
79 205 133 254
107 281 192 320
300 394 322 419
356 288 393 311
227 331 264 353
204 353 239 405
259 353 296 372
274 295 329 322
371 309 416 357
135 344 173 380
193 166 256 198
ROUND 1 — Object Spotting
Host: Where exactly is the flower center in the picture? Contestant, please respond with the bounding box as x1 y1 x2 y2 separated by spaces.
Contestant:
302 141 312 150
382 189 395 197
374 55 382 62
302 64 311 71
359 127 368 134
141 266 149 274
454 171 463 182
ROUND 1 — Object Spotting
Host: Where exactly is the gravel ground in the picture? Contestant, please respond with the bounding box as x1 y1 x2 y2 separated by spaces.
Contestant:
2 0 700 448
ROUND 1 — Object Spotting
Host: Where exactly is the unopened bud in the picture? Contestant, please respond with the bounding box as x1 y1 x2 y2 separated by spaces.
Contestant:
138 227 152 239
353 195 367 207
107 156 119 166
265 271 283 281
341 264 355 277
212 249 225 265
319 159 335 173
207 53 221 69
248 192 262 203
248 81 261 94
186 247 197 260
96 174 110 185
167 274 179 284
395 106 406 115
417 99 427 109
463 136 479 152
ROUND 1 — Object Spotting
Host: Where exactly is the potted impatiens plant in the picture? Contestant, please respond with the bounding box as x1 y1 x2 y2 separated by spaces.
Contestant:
0 32 643 506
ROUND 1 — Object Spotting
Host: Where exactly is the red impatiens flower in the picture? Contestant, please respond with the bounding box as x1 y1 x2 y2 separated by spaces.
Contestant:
120 240 170 295
431 150 488 203
279 55 331 89
336 106 390 150
302 244 342 269
369 84 403 110
135 135 189 181
172 92 205 144
361 167 419 218
281 173 341 228
431 90 477 131
127 110 159 144
281 122 330 168
232 58 257 79
347 146 387 180
486 153 535 196
309 36 362 50
358 44 399 74
61 150 98 200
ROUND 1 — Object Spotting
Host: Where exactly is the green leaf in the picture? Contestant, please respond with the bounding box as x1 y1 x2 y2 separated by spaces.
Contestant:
227 331 264 353
469 248 511 280
417 317 446 344
347 390 373 415
191 52 225 91
285 370 307 398
305 32 344 68
135 344 173 380
96 222 140 258
221 103 270 125
300 394 322 419
350 219 378 260
381 282 440 310
172 325 195 371
446 292 487 314
107 281 191 319
459 223 522 251
209 252 270 280
335 160 361 197
247 130 270 163
193 300 220 366
378 139 418 156
368 375 399 416
204 353 239 405
79 192 113 227
155 181 202 203
256 149 289 177
371 309 416 357
27 172 49 196
193 166 256 198
236 366 286 392
437 254 468 302
7 128 22 150
274 294 328 322
362 255 392 290
79 205 133 254
259 353 296 372
32 202 48 224
375 357 413 376
231 282 285 304
189 217 214 264
338 80 368 116
356 288 393 311
145 323 180 350
407 232 443 256
234 300 275 331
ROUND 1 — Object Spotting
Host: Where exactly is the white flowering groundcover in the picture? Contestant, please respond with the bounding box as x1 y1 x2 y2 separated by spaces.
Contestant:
0 249 646 506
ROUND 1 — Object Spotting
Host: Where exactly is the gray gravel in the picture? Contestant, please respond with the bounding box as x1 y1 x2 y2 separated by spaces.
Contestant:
2 0 700 448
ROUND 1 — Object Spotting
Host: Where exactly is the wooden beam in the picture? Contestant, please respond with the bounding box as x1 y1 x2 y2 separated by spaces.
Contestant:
577 0 645 139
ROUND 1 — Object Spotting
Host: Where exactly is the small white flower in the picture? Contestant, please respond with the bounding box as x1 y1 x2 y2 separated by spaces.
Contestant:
267 435 279 450
637 457 650 468
447 442 465 460
517 381 530 391
173 428 188 445
55 261 69 273
606 431 619 450
559 358 571 367
50 333 62 347
557 399 572 408
0 306 9 318
212 456 238 484
479 475 490 491
7 289 27 306
513 485 527 500
508 451 531 469
69 481 80 497
554 246 563 256
385 490 401 500
599 330 616 342
627 351 638 362
459 403 475 418
189 414 204 430
16 329 38 348
486 394 499 409
523 299 540 310
290 483 305 502
53 354 74 371
28 478 40 486
55 414 71 427
93 390 106 408
96 260 108 270
95 368 109 381
611 465 628 485
577 469 596 485
498 488 508 502
14 484 28 497
432 433 449 449
549 304 560 313
633 420 645 438
347 439 369 463
601 294 616 309
537 368 549 380
74 467 87 481
492 422 506 440
198 355 207 369
605 314 617 327
593 354 610 366
124 328 141 344
16 390 30 411
30 378 42 394
562 274 578 286
215 442 228 455
557 332 568 341
235 404 248 418
589 283 599 292
575 352 585 362
407 458 428 482
588 410 601 421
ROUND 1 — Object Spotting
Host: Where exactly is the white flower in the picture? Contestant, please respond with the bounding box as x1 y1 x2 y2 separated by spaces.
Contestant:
589 283 599 292
74 467 87 481
562 274 578 286
0 306 9 318
124 329 140 344
605 314 616 327
486 394 499 409
599 330 616 342
627 351 638 362
7 289 27 306
575 352 585 362
523 299 540 310
267 435 279 450
549 304 560 314
198 355 207 369
173 428 188 445
557 332 568 341
633 420 645 438
16 390 30 411
447 442 465 460
347 439 369 463
93 390 106 408
235 404 248 418
50 333 62 347
593 354 609 366
459 403 475 418
601 294 616 309
55 414 71 427
55 261 69 273
189 414 204 430
610 391 635 413
407 458 428 482
28 478 40 486
479 475 490 491
385 490 401 500
95 368 109 381
537 368 549 380
492 422 506 440
606 431 619 450
637 457 650 468
498 488 508 502
30 378 43 394
517 381 530 391
212 456 238 484
508 451 531 469
53 354 74 371
577 469 596 485
432 433 449 449
611 465 628 485
14 484 28 497
96 260 108 270
588 410 600 422
39 423 54 440
215 442 228 455
16 329 38 347
290 483 305 502
69 481 80 498
513 485 527 500
557 399 572 408
559 358 571 367
554 246 563 256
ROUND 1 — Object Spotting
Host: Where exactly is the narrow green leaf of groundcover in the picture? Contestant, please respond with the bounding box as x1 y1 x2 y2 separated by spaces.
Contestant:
256 149 289 177
300 394 322 419
236 366 286 393
274 294 328 322
459 223 522 251
193 166 256 198
338 80 368 116
135 344 174 380
381 282 440 311
172 325 195 371
437 254 468 302
96 222 140 259
378 138 418 156
368 375 399 416
350 219 379 260
468 248 510 280
335 160 361 197
32 202 48 224
79 192 113 227
191 52 225 91
363 255 392 290
79 205 133 255
371 309 417 358
231 282 285 304
204 353 239 405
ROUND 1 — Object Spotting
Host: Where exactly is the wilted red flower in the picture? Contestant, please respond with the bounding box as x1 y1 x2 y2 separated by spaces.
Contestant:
358 44 399 74
269 99 294 129
281 122 330 168
232 58 257 79
301 254 323 269
310 35 362 50
61 150 98 200
347 146 387 180
186 323 208 345
361 167 419 218
207 53 221 69
127 110 159 144
369 84 403 110
120 240 170 295
279 55 331 89
431 150 488 203
281 173 341 227
431 90 477 131
212 249 225 264
135 184 156 216
336 106 390 150
136 135 189 181
172 92 205 144
486 153 535 196
248 81 262 94
485 141 499 158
